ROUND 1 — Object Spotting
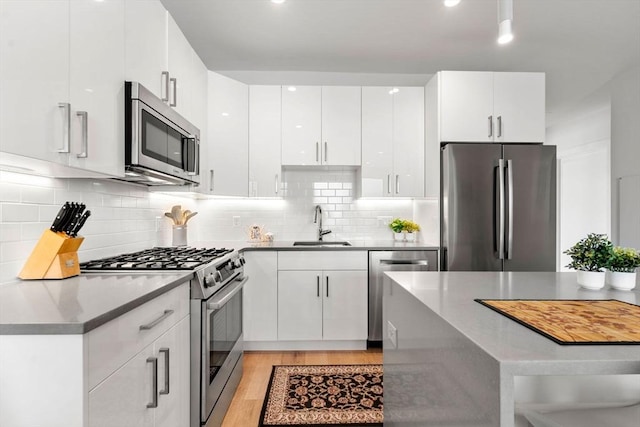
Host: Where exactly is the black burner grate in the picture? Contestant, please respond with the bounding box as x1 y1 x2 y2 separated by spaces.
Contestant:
80 247 233 271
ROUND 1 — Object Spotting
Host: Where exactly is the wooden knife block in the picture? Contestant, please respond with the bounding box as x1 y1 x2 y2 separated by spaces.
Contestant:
19 229 84 280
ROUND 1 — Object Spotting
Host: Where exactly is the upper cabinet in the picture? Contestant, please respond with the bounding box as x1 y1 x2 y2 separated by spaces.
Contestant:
281 86 361 166
249 86 282 197
437 71 545 143
361 87 424 198
125 0 204 123
206 72 248 197
0 0 124 178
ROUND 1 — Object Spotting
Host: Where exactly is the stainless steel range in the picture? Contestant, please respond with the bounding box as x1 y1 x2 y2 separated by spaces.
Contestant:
80 246 246 427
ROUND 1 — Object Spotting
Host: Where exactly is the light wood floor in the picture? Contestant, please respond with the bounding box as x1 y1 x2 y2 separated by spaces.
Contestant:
221 349 383 427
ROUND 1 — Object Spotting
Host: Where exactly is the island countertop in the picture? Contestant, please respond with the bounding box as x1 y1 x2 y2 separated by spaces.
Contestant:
383 272 640 427
385 271 640 373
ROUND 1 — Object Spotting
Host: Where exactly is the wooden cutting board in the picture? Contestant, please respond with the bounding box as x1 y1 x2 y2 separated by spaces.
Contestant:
476 299 640 345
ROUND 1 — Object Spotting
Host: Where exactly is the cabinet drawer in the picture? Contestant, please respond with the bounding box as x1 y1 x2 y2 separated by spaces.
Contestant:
88 283 189 390
278 251 367 270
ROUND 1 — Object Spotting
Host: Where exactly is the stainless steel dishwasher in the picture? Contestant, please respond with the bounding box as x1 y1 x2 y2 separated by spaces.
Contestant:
368 250 438 346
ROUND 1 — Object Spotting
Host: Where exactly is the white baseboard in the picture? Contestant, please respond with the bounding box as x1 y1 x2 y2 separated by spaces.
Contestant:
244 340 367 351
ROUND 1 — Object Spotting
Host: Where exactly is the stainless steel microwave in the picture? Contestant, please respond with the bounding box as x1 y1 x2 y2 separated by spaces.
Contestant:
123 81 200 186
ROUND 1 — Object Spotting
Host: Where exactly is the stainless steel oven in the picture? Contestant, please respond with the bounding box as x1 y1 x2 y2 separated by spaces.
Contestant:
195 275 246 426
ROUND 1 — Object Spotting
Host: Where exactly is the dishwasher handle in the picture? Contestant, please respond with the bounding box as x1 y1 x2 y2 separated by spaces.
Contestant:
379 259 429 266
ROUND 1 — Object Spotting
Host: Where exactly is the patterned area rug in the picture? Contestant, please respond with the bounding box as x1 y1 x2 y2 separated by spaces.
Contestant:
259 364 383 426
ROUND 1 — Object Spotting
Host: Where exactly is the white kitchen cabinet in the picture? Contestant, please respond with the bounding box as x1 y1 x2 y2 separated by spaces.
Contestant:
277 251 367 342
438 71 545 143
243 251 278 341
207 72 249 196
281 86 361 166
361 86 424 197
125 0 203 122
278 269 367 341
425 71 546 199
124 0 167 100
249 86 282 197
89 317 189 427
0 0 124 177
67 0 125 177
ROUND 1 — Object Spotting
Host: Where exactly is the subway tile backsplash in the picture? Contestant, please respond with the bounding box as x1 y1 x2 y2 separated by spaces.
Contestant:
0 169 438 284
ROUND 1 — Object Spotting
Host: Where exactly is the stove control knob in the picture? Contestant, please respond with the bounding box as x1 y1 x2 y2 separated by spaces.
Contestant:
203 273 215 288
238 256 246 266
233 258 243 269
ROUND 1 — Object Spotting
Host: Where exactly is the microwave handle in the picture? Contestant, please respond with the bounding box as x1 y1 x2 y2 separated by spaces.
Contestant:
188 136 199 176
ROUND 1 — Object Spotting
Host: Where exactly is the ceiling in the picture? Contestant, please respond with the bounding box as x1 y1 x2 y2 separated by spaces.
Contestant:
161 0 640 116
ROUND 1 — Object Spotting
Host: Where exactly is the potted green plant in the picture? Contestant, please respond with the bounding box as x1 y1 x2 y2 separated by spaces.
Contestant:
388 218 421 242
563 233 612 289
606 246 640 290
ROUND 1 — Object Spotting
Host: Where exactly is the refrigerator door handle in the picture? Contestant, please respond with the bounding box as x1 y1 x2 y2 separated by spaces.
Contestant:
506 159 514 259
496 159 505 259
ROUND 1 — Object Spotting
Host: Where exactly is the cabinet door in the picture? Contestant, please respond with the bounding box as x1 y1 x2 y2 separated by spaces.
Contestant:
439 71 494 143
167 14 194 119
243 252 278 341
281 86 321 165
321 86 361 165
322 271 367 341
154 317 190 427
278 270 323 341
249 86 282 197
124 0 168 100
68 0 125 177
207 71 249 196
393 87 424 197
493 72 545 143
89 344 155 427
361 87 394 197
0 0 70 165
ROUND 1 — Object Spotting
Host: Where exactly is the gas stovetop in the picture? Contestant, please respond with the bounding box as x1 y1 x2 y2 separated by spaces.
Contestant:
80 247 234 271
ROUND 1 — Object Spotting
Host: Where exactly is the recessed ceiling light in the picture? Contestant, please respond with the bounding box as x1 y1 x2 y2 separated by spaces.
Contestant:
287 86 297 92
222 112 229 116
271 0 286 4
444 0 461 7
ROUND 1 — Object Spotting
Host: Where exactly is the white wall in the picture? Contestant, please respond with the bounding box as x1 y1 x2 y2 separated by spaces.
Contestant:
547 91 611 271
610 66 640 248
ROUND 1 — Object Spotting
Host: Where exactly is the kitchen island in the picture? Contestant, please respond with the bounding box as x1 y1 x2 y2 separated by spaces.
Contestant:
383 272 640 427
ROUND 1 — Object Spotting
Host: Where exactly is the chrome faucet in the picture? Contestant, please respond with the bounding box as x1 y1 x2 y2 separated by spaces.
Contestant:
314 205 332 241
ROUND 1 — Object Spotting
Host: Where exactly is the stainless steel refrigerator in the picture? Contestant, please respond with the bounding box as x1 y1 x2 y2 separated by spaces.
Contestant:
441 143 556 271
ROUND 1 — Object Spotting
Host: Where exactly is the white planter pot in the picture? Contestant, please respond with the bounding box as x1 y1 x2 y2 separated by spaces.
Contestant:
609 271 637 291
576 271 606 290
393 232 404 242
405 232 416 242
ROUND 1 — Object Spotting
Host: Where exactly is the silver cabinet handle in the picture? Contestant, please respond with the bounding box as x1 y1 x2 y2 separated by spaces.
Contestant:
209 169 214 192
395 174 400 194
146 357 158 408
326 276 329 297
497 116 503 138
324 142 328 163
161 71 170 102
316 275 320 297
275 173 279 195
506 159 513 259
380 259 429 265
315 142 319 163
139 309 174 330
76 111 88 158
159 348 170 395
58 102 71 153
169 77 177 107
488 115 493 138
496 159 505 260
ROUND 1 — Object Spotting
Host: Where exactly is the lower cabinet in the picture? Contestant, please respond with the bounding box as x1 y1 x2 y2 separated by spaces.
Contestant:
88 316 190 427
242 250 368 349
278 270 367 341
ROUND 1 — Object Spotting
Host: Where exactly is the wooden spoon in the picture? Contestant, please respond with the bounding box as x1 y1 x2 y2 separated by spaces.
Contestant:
184 212 198 225
171 205 182 225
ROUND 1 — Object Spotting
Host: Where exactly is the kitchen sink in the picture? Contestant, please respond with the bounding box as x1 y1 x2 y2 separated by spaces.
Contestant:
293 241 352 247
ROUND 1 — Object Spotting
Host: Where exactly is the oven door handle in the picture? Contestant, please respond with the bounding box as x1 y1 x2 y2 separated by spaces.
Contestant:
206 276 248 311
